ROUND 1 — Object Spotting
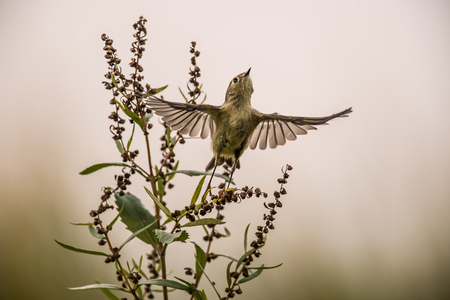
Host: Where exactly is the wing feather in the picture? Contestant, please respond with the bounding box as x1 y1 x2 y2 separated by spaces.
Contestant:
146 96 220 139
258 122 269 150
249 107 352 150
249 122 264 150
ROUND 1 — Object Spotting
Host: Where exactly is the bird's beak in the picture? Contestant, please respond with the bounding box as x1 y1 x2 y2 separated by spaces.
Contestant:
244 68 251 77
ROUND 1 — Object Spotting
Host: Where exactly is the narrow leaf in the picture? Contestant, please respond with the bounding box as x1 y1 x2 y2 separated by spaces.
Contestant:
115 140 125 154
163 170 234 184
165 126 172 149
244 223 251 252
226 261 233 288
89 225 104 239
107 202 124 231
144 186 172 220
236 248 257 270
213 254 238 262
237 266 264 284
175 277 204 299
132 257 149 280
155 229 189 244
157 178 164 199
118 219 157 251
115 99 145 131
114 193 157 248
95 280 121 300
79 163 145 177
182 218 225 227
147 84 168 96
178 87 189 102
68 283 127 292
247 263 283 270
193 243 206 281
198 290 208 300
54 240 108 256
69 221 94 226
191 175 206 205
191 258 221 300
126 123 135 152
139 279 190 291
167 160 179 180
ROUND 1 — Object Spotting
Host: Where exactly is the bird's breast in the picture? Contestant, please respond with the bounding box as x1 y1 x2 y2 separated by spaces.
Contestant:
212 109 257 158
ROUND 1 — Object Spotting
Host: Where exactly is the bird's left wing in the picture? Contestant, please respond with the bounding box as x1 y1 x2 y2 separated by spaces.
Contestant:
249 107 352 150
146 96 221 139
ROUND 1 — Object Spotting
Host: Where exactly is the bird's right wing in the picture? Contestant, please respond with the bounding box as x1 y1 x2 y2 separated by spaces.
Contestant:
146 96 221 139
249 107 353 150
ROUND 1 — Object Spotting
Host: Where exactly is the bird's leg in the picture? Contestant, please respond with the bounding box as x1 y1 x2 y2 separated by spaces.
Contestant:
203 164 218 202
226 162 237 189
207 164 218 190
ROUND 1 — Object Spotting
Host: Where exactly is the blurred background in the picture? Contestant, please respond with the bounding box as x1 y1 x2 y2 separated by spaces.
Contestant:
1 0 449 299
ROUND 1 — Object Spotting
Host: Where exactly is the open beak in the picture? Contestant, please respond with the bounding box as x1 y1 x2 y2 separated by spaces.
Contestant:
244 68 251 77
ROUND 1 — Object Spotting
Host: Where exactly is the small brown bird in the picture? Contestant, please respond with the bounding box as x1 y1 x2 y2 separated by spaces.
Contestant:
146 68 352 187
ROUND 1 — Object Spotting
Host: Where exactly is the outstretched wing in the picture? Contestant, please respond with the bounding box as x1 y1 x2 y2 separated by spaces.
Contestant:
146 96 221 139
249 107 353 150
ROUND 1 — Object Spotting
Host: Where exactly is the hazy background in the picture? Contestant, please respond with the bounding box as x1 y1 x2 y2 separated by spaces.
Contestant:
1 0 449 299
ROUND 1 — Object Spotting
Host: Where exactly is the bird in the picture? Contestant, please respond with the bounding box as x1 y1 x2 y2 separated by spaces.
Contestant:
146 68 352 188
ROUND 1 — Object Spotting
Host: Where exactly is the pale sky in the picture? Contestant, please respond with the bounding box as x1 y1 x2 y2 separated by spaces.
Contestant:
1 1 449 299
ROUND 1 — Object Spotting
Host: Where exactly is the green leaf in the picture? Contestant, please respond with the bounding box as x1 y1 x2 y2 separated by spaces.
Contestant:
118 219 157 251
157 176 164 199
167 160 179 180
147 84 168 96
79 163 145 177
175 277 204 299
115 99 145 131
115 140 125 154
155 165 164 200
144 186 172 220
191 258 220 300
95 280 121 300
193 242 206 281
247 263 283 270
68 283 127 292
198 290 208 300
224 227 231 237
54 240 108 256
110 74 125 95
236 248 257 271
226 261 233 288
126 123 135 152
213 253 238 262
191 175 206 205
114 193 157 248
165 126 172 149
69 221 94 226
139 279 191 291
178 87 189 103
132 257 149 280
244 223 251 252
182 218 225 227
237 265 264 284
155 229 189 244
163 170 234 184
107 202 124 231
88 225 104 239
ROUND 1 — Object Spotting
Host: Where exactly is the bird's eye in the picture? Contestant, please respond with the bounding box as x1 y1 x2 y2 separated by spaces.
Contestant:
232 78 238 83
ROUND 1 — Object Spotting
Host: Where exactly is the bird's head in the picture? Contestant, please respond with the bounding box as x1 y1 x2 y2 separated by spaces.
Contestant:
225 68 254 104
